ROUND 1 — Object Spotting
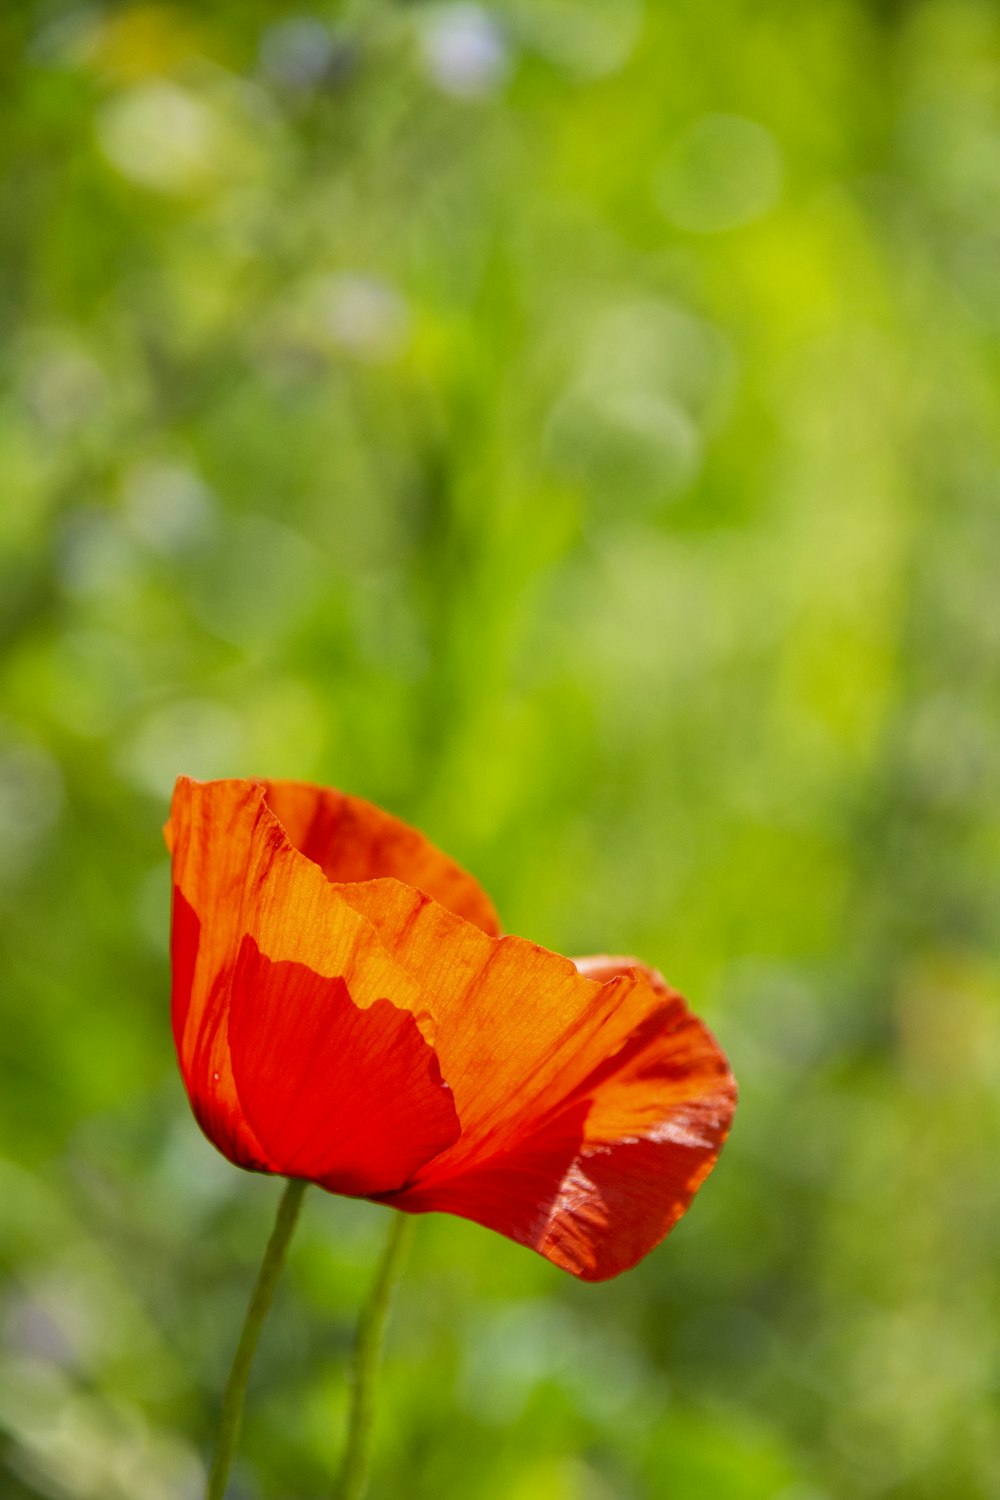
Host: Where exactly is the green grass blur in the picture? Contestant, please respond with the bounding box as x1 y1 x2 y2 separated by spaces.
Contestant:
1 1 999 1497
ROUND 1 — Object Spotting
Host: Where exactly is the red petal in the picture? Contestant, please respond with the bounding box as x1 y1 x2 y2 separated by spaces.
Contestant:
261 781 500 935
523 958 736 1279
335 884 736 1278
228 938 459 1194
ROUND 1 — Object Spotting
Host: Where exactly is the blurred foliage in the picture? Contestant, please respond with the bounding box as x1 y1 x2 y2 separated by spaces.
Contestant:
1 0 999 1497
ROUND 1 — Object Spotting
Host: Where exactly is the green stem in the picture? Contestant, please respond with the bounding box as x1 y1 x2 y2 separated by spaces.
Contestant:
333 1210 416 1500
206 1177 308 1500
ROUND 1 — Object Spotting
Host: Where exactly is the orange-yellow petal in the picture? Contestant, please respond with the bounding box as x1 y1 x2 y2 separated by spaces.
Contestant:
334 884 736 1278
335 880 620 1166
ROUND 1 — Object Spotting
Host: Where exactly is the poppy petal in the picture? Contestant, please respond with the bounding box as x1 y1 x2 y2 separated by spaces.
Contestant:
260 781 500 936
393 966 734 1279
169 778 735 1277
334 884 735 1277
533 955 735 1279
168 779 443 1174
334 880 622 1165
228 937 460 1194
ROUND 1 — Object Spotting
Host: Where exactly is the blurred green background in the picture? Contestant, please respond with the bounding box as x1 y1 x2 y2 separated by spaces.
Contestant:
2 0 999 1496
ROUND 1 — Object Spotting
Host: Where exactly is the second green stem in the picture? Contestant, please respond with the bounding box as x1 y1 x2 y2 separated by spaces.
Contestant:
332 1210 416 1500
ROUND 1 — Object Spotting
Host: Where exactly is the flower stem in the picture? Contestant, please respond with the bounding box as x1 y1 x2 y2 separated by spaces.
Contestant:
206 1177 308 1500
333 1210 415 1500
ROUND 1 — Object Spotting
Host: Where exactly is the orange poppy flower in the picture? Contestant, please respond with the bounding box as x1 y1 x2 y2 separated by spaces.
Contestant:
166 777 736 1281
